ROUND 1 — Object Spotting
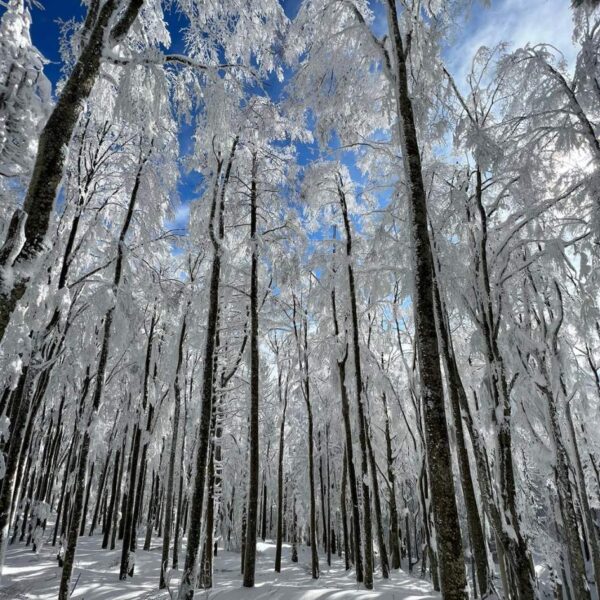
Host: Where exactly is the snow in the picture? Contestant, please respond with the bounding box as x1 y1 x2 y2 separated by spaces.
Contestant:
0 535 438 600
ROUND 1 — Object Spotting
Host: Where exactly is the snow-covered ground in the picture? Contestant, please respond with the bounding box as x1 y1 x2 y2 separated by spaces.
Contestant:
0 536 439 600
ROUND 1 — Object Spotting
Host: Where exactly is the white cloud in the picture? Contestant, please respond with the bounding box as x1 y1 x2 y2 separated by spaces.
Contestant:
446 0 577 83
168 203 191 230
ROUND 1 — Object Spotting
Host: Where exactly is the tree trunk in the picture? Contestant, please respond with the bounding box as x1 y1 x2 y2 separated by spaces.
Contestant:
384 3 467 596
103 448 121 549
89 452 112 537
291 495 298 563
173 407 187 570
243 153 260 588
143 470 158 552
330 277 363 583
178 138 237 600
159 316 186 589
341 448 350 571
53 430 78 547
540 379 589 600
275 367 288 572
337 180 374 589
381 391 401 570
78 463 95 536
120 310 156 579
566 401 600 592
199 444 216 589
0 360 39 576
431 266 490 595
366 431 390 578
293 296 320 580
110 440 126 551
326 425 332 568
318 430 328 554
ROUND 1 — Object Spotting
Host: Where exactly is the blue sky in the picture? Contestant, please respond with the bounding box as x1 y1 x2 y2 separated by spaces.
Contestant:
12 0 576 232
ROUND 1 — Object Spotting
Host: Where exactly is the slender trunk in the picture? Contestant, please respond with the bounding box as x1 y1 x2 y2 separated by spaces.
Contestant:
341 448 350 571
160 317 186 589
78 463 95 536
178 138 237 600
318 431 327 553
261 478 267 542
275 376 288 572
89 452 111 536
330 277 363 583
103 448 121 549
366 431 390 578
468 168 535 599
326 425 332 568
293 297 320 580
243 154 260 587
566 402 600 591
291 495 298 563
143 470 158 551
200 334 221 590
53 429 78 547
199 444 216 588
384 3 467 596
120 310 156 578
405 500 412 573
338 181 374 589
110 439 126 551
0 361 38 575
432 266 490 595
540 380 589 599
173 412 187 570
382 391 401 570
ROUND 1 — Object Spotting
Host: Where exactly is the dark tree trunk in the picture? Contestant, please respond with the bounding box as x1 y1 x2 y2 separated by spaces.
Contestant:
173 404 187 570
199 445 216 589
178 138 237 600
120 310 156 579
79 463 95 536
243 153 260 588
341 448 350 571
159 317 186 589
566 402 600 590
0 364 38 570
53 429 78 547
103 448 121 550
274 364 288 573
261 478 267 542
200 331 222 590
326 425 332 568
383 2 468 596
291 495 298 563
293 296 320 580
366 431 390 578
381 391 401 570
110 439 126 551
318 431 328 553
337 180 374 589
330 276 363 583
431 268 490 595
143 470 158 552
89 452 112 537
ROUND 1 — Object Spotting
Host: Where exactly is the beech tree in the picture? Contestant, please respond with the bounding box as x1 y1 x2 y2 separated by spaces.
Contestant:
1 2 599 600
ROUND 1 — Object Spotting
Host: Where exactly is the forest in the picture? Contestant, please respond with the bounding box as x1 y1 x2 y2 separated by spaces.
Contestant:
0 0 599 599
